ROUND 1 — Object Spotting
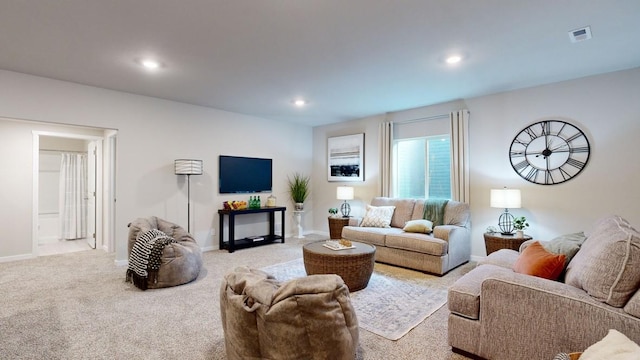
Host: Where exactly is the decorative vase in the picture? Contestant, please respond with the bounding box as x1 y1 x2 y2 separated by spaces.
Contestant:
515 230 524 238
295 202 304 211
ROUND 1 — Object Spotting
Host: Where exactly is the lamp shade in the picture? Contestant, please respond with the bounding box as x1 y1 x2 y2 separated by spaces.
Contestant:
490 188 521 209
175 159 203 175
336 186 354 200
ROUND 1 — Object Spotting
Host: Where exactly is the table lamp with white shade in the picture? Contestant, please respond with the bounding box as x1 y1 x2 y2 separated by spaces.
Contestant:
336 186 354 217
490 187 521 235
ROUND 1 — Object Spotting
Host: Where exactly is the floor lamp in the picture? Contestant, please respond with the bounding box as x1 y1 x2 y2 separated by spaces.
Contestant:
175 159 203 233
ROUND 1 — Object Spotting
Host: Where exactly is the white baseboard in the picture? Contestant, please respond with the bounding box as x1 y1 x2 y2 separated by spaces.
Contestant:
0 253 36 263
114 259 127 267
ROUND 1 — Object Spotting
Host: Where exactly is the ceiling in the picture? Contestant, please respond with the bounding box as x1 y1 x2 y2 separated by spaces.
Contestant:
1 1 639 127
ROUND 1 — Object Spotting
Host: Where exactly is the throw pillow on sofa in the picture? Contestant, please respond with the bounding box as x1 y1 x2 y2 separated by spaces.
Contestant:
402 219 433 233
360 205 395 228
543 231 587 264
513 241 566 280
565 215 640 307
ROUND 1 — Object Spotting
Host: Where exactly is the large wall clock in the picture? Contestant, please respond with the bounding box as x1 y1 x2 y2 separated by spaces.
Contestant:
509 120 590 185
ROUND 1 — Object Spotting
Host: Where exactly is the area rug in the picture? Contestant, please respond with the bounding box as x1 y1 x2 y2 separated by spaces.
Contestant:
261 258 447 341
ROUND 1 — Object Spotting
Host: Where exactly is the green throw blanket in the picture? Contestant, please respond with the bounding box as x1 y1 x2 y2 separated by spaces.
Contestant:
423 199 449 226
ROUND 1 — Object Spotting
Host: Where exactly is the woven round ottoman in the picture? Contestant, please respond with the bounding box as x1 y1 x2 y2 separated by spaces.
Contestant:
302 240 376 291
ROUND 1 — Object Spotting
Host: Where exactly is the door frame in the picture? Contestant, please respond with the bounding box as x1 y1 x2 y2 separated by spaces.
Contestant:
32 131 114 255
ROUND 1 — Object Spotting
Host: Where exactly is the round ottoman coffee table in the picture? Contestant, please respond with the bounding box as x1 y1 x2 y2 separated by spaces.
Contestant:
302 240 376 291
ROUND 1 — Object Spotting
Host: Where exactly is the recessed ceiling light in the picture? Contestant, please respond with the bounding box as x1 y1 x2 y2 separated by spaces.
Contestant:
293 99 307 107
445 55 462 65
137 58 162 70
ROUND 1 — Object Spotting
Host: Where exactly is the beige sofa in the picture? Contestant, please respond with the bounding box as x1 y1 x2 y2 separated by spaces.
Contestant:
448 215 640 359
341 197 471 275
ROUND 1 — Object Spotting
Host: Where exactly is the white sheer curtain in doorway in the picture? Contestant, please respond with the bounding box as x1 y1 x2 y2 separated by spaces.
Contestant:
59 153 87 240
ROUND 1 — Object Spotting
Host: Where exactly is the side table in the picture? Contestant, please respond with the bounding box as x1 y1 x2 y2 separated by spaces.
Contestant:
328 217 350 239
484 232 532 255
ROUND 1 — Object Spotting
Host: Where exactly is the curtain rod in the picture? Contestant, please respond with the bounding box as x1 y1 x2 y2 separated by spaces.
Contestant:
40 149 87 154
395 113 449 124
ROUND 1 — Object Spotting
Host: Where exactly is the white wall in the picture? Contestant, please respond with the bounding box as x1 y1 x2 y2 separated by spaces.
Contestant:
0 70 313 262
311 67 640 258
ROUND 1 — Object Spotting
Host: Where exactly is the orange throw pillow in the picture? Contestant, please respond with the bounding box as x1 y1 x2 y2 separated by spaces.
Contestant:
513 241 566 280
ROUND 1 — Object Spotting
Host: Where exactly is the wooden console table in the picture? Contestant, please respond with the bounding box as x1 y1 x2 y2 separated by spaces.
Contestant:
218 206 286 253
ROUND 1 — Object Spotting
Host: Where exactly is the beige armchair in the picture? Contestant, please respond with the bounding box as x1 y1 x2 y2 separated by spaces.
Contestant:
220 266 359 360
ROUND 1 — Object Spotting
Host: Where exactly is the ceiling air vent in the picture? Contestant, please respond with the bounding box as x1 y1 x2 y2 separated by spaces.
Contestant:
569 26 592 43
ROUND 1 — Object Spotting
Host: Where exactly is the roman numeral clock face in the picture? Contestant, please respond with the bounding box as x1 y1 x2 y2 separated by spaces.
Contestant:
509 120 590 185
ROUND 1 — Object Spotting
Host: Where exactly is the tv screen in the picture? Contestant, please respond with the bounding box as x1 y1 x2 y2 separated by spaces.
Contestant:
219 155 273 194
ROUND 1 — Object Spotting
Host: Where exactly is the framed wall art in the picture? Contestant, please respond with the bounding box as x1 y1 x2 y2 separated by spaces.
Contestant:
327 133 364 182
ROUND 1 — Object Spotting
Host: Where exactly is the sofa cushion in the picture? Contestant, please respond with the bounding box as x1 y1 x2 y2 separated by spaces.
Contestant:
402 219 433 233
448 264 511 320
623 288 640 318
478 248 519 269
371 197 415 228
385 232 447 256
341 226 403 247
565 215 640 307
512 241 566 280
360 205 395 228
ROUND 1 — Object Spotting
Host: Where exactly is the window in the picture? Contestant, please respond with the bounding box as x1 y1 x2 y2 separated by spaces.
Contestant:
393 135 451 199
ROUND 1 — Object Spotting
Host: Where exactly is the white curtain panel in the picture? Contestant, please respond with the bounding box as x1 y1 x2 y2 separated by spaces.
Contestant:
59 153 88 240
449 110 470 203
378 120 394 197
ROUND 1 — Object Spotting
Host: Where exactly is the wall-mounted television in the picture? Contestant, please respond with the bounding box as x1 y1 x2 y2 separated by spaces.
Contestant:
219 155 273 194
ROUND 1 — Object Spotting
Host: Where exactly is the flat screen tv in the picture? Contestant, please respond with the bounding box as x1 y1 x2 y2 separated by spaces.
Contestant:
219 155 273 194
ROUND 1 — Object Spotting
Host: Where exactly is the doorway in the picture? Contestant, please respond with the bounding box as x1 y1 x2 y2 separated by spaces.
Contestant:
33 130 116 256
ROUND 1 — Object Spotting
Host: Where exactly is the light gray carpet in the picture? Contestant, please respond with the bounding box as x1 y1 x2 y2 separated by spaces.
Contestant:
262 258 448 341
0 234 474 359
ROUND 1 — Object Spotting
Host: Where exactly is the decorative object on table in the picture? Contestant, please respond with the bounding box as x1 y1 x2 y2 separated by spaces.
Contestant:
509 120 590 185
266 194 276 207
323 240 356 250
490 187 521 235
336 186 354 217
328 207 339 216
485 226 498 234
249 195 261 209
174 159 203 233
222 200 247 210
327 133 364 182
339 238 352 247
513 216 529 238
287 172 310 211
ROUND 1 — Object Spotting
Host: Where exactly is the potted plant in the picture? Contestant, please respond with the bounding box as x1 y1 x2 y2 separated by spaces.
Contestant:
287 172 310 211
513 216 529 238
328 208 339 217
